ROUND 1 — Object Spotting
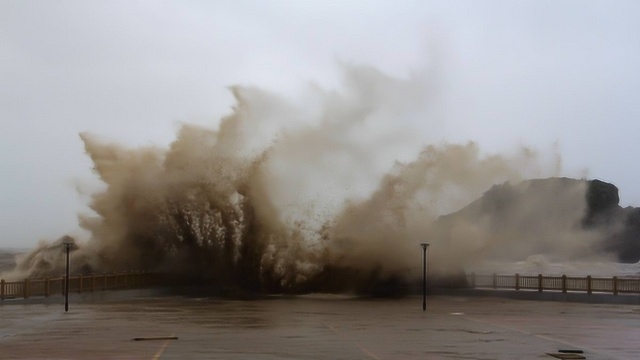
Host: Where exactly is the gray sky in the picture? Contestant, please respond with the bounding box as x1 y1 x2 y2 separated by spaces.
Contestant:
2 0 640 249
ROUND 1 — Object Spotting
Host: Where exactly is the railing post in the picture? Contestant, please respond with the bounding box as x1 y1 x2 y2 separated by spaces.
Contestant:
613 276 618 295
0 271 157 300
515 273 520 291
562 275 567 293
492 273 497 289
587 275 592 294
23 279 29 299
538 274 543 292
471 273 476 288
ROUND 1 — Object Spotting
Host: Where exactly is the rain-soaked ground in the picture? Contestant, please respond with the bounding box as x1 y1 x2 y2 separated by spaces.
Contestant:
1 292 639 359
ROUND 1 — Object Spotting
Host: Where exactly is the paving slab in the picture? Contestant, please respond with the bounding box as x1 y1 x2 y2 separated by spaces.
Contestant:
1 294 639 359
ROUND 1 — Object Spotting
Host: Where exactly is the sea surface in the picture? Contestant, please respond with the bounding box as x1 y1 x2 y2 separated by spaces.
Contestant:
0 249 23 275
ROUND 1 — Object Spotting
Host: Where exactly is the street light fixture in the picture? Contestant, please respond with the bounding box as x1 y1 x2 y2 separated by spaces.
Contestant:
420 242 429 311
62 236 75 312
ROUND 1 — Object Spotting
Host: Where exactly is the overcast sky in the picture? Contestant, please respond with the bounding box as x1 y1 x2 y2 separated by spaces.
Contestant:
2 0 640 249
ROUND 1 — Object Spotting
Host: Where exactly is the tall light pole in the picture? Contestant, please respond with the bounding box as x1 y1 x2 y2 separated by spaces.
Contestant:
62 237 74 312
420 242 429 311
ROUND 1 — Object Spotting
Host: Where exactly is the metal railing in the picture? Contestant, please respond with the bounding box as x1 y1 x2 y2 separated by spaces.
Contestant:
468 273 640 295
0 272 163 301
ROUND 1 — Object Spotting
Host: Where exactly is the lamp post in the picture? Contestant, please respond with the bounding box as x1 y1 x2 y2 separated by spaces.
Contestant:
420 242 429 311
62 237 74 312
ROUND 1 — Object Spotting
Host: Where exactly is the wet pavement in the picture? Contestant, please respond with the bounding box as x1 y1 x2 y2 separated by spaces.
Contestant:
1 293 639 359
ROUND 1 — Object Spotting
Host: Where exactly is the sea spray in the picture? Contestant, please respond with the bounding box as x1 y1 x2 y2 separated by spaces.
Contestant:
5 65 601 293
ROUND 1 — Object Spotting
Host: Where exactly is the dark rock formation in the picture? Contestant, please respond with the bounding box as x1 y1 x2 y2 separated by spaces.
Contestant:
601 207 640 263
583 179 622 227
434 177 640 266
582 180 640 262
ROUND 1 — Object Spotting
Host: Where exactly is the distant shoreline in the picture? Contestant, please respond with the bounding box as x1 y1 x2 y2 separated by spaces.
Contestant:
0 248 29 253
0 249 24 274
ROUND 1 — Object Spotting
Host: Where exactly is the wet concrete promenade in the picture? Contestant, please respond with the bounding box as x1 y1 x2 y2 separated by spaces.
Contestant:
1 292 639 359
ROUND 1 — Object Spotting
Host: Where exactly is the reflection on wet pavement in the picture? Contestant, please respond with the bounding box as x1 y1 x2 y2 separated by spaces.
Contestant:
1 294 639 359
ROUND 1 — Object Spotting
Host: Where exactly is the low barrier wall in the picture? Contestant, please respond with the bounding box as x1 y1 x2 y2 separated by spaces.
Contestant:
467 273 640 295
0 272 163 301
4 272 639 301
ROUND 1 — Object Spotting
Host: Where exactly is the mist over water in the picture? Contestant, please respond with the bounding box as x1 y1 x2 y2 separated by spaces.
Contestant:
4 65 612 291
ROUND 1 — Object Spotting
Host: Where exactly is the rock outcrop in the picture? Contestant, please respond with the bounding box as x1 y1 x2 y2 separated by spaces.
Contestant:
433 177 640 268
